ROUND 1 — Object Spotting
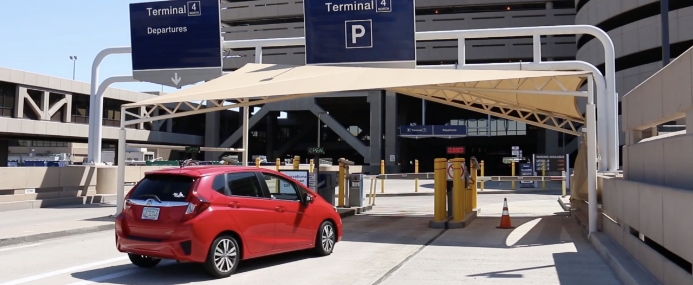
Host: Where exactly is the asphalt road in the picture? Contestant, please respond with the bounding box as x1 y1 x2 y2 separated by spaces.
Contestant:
0 192 622 285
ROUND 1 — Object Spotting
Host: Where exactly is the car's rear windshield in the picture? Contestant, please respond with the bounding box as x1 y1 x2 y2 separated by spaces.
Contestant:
130 174 196 202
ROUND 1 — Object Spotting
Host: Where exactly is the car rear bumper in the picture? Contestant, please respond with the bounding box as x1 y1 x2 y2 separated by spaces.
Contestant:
115 217 209 262
116 235 203 262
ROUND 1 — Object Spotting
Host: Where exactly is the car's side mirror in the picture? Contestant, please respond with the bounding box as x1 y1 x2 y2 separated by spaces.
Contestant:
303 193 314 205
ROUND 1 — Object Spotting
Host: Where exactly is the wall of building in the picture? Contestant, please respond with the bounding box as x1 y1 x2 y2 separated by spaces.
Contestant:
221 0 577 67
598 45 693 284
0 67 206 149
576 0 693 165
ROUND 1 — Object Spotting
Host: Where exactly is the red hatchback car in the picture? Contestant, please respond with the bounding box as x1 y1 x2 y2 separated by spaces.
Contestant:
115 166 343 278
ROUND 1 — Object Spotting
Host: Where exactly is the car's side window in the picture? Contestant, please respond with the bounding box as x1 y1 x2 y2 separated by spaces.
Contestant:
226 172 263 198
211 174 227 195
262 173 300 201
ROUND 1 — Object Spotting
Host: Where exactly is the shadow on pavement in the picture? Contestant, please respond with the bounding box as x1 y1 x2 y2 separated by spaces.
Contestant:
450 215 618 284
70 250 318 284
337 212 619 284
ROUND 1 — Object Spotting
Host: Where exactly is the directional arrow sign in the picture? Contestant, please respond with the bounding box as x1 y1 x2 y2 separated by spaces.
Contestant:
129 0 223 88
171 73 182 86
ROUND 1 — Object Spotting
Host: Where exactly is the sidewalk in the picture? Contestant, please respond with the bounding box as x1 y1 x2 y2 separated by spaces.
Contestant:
0 203 117 247
0 201 370 248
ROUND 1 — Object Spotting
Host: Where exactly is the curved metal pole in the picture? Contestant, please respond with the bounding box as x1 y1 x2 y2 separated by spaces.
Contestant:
417 25 617 171
224 24 619 171
421 61 608 171
87 47 132 164
93 76 138 164
98 25 619 171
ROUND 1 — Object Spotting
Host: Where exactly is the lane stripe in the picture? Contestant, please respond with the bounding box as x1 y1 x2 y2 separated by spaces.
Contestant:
0 243 41 252
0 256 128 285
371 229 448 285
65 268 140 285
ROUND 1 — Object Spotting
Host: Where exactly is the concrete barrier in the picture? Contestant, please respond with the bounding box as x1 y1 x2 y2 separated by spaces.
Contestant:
0 164 363 205
95 166 117 195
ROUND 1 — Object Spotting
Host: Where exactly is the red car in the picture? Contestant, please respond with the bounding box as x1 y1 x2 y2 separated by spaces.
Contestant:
115 166 342 278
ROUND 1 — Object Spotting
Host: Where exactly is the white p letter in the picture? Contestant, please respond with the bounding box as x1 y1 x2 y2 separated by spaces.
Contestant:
351 25 365 44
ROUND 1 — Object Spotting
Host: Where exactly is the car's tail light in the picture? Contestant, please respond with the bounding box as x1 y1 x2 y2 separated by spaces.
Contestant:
122 182 140 211
182 192 210 222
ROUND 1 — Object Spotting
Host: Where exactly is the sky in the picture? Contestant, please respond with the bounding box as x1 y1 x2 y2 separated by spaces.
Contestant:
0 0 180 93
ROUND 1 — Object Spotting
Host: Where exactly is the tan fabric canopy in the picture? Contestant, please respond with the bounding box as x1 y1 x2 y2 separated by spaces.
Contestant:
124 63 589 120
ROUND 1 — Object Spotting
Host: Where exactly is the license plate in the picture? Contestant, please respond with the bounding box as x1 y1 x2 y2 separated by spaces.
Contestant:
141 207 160 220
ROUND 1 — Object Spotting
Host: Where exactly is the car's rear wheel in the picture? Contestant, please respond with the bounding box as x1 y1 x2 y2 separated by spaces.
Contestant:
204 235 240 278
314 221 336 256
128 254 161 268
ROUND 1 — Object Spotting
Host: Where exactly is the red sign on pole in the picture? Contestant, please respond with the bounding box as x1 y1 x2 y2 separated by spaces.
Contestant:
447 146 465 154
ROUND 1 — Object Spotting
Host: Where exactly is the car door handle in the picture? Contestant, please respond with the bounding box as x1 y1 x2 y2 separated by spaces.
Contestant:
228 202 240 208
275 206 284 212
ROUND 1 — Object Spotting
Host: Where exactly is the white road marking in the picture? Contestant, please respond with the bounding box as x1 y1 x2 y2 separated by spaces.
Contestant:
65 268 139 285
0 256 128 285
0 243 41 252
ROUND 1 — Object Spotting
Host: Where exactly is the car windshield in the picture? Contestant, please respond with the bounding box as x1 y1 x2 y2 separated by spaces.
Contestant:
130 174 196 202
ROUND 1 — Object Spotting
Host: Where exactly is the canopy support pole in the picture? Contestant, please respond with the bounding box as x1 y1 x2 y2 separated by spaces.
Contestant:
586 75 598 235
242 105 249 166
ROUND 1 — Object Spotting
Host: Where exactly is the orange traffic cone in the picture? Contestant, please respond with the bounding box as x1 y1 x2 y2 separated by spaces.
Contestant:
497 198 515 229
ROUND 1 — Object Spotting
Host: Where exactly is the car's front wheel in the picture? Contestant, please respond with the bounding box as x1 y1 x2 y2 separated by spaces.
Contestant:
204 235 241 278
128 254 161 268
314 221 336 256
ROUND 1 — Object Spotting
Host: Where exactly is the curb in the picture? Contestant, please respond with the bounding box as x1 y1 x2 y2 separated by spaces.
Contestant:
557 197 572 211
429 208 481 229
0 206 373 249
0 195 117 213
0 223 116 248
338 205 373 218
589 232 660 285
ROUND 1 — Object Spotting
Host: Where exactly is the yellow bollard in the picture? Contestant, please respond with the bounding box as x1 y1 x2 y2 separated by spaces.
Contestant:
542 160 546 189
380 160 385 193
480 160 485 191
511 161 516 190
309 159 314 173
275 158 280 171
451 158 465 222
255 157 260 168
368 178 374 205
433 158 447 222
414 159 419 193
470 160 478 210
293 156 300 170
338 159 345 207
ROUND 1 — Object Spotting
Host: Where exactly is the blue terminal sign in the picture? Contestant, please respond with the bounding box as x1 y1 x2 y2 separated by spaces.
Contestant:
399 125 467 138
129 0 223 88
303 0 416 68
